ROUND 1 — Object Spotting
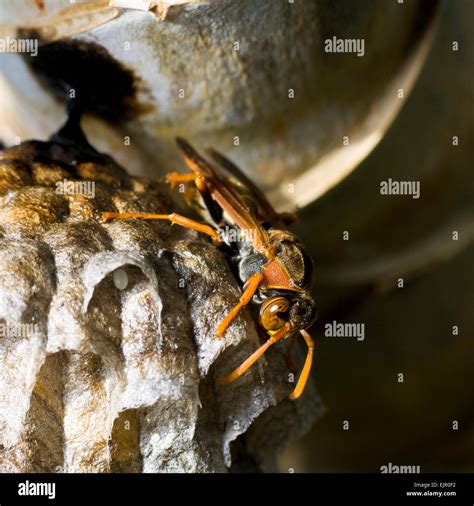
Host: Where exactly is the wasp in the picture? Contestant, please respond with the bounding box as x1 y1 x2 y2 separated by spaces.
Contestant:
103 138 317 399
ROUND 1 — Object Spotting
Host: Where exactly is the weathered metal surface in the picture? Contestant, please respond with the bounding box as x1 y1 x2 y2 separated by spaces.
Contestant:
0 0 439 209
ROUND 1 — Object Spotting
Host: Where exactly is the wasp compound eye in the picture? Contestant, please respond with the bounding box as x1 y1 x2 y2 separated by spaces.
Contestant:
259 296 290 331
289 294 317 330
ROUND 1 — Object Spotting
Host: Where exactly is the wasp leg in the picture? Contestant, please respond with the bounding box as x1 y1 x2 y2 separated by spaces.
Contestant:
102 212 221 245
165 172 198 188
215 272 263 338
289 330 314 400
219 323 291 385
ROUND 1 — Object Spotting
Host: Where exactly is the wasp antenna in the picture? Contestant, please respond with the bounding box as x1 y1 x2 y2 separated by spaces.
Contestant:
219 323 291 385
289 329 315 400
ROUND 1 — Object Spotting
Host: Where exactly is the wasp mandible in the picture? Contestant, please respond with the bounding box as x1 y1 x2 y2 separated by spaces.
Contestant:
103 138 317 399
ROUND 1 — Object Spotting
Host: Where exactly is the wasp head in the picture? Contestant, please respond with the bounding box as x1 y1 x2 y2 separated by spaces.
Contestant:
259 291 317 334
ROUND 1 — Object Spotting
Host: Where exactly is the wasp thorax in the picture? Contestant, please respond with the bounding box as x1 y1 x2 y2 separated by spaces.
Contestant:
269 230 314 290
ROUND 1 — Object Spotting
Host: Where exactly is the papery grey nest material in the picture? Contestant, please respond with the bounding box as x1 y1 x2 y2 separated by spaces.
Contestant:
0 137 323 473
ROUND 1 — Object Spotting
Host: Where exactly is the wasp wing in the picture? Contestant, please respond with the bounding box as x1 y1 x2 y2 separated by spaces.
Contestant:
204 147 286 228
176 138 271 256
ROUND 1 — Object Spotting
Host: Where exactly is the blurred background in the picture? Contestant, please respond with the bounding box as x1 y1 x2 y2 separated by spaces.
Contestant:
280 0 474 473
0 0 472 473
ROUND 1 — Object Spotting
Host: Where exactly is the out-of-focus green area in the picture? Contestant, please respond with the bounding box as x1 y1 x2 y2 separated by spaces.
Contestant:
280 0 474 473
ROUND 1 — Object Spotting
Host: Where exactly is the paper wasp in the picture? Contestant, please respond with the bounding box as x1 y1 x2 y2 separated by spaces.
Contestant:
103 139 317 399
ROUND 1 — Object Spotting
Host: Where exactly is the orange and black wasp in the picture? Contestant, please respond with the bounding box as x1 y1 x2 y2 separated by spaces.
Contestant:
103 138 317 399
